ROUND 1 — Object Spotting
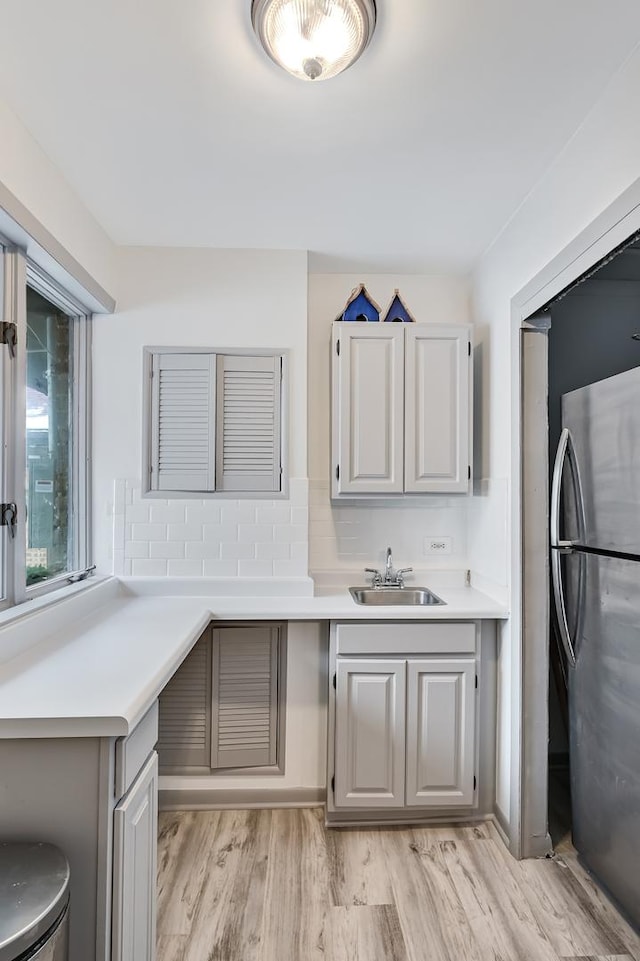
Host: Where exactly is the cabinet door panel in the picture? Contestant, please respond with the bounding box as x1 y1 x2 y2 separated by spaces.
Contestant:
406 659 475 806
404 325 470 492
334 659 405 807
333 325 404 494
112 752 158 961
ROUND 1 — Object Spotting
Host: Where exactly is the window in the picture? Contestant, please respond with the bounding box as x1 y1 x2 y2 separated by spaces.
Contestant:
144 348 286 496
0 244 91 608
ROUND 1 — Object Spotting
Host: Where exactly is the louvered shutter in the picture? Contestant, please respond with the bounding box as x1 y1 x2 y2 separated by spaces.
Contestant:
211 626 279 769
157 635 212 770
150 353 216 492
215 354 282 492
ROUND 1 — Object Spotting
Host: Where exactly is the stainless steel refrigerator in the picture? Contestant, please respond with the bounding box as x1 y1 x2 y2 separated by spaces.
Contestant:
550 366 640 928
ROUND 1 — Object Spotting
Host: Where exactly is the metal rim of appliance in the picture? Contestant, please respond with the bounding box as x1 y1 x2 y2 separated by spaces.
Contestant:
0 843 70 961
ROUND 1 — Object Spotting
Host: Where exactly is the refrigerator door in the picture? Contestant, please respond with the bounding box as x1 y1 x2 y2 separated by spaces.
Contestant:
562 366 640 554
569 551 640 926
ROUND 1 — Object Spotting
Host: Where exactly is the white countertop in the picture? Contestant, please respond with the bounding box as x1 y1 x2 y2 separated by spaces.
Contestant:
0 575 508 739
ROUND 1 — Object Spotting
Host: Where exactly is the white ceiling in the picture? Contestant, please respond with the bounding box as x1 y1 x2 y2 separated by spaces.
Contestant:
1 0 640 273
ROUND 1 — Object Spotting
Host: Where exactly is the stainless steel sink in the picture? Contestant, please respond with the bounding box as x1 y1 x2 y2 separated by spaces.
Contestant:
349 586 446 606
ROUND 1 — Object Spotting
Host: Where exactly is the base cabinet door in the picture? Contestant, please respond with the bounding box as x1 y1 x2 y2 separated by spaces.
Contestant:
112 751 158 961
405 658 475 806
334 659 406 807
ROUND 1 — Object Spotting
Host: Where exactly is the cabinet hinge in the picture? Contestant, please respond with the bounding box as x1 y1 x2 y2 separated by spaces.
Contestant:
331 775 335 794
336 339 340 356
332 673 336 690
0 502 17 538
0 322 17 358
473 775 477 791
336 465 340 481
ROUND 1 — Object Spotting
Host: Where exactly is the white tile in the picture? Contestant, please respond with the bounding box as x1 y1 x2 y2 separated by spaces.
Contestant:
125 541 150 559
113 549 125 576
149 541 185 559
237 523 274 543
131 558 167 576
203 523 238 542
274 524 308 543
220 542 256 560
256 542 290 560
113 514 125 551
149 505 187 525
274 558 308 577
221 505 256 525
124 559 133 575
167 524 203 541
288 478 308 506
167 559 204 577
114 479 126 515
256 505 291 525
238 559 274 577
202 559 239 576
131 522 167 541
291 507 308 526
185 505 222 525
290 541 308 562
126 503 151 524
185 541 222 560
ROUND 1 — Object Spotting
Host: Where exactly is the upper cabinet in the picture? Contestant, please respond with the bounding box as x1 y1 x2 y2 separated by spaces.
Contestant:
331 323 472 497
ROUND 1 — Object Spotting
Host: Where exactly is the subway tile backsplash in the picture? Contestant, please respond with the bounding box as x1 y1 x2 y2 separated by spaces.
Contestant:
113 479 309 577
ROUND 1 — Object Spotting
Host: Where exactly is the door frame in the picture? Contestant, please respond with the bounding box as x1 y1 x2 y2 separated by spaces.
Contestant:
510 177 640 858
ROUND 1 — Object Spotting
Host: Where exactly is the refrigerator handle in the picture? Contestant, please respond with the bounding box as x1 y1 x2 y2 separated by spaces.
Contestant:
550 427 577 667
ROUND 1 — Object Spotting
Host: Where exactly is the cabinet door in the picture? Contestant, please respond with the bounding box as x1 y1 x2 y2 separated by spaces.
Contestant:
404 325 470 493
334 658 406 807
406 658 475 806
211 625 281 769
112 752 158 961
332 324 404 495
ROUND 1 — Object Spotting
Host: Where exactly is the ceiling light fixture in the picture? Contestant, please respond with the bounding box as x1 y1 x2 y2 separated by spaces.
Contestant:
251 0 376 82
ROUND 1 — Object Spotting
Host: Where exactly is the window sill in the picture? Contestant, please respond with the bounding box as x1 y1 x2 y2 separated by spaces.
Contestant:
0 575 114 632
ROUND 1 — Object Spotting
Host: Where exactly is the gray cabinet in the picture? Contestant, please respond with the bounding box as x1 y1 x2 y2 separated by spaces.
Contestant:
334 658 405 807
331 322 471 497
158 623 286 774
405 657 475 806
112 752 158 961
329 623 478 821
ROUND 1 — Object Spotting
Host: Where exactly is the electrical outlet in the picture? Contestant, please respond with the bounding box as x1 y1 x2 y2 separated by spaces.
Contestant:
424 536 452 555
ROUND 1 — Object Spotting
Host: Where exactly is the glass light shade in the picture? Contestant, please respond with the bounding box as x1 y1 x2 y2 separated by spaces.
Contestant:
252 0 376 81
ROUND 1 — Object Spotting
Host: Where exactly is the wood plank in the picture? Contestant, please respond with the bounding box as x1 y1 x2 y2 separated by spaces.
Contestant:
156 935 187 961
383 829 483 961
157 810 221 937
326 905 408 961
260 807 330 961
184 808 271 961
499 851 628 957
440 838 558 961
326 828 395 905
559 852 640 961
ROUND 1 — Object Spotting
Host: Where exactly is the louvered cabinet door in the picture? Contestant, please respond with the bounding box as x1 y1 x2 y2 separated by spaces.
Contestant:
150 352 216 492
157 636 212 770
215 354 282 493
211 625 281 769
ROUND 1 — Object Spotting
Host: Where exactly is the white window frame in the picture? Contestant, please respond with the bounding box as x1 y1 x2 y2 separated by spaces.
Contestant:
0 243 92 609
142 346 289 499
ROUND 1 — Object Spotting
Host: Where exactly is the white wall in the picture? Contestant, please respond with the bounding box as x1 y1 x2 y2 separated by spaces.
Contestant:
0 97 116 295
308 273 471 576
471 46 640 835
93 247 308 576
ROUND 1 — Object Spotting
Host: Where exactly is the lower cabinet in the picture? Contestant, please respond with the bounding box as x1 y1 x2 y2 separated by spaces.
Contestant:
329 622 478 820
112 752 158 961
157 622 286 774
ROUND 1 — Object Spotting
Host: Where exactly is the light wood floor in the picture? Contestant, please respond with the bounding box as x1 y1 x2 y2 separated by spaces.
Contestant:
157 808 640 961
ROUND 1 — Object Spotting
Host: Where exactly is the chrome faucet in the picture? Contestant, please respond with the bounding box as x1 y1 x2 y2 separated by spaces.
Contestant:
365 547 413 589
